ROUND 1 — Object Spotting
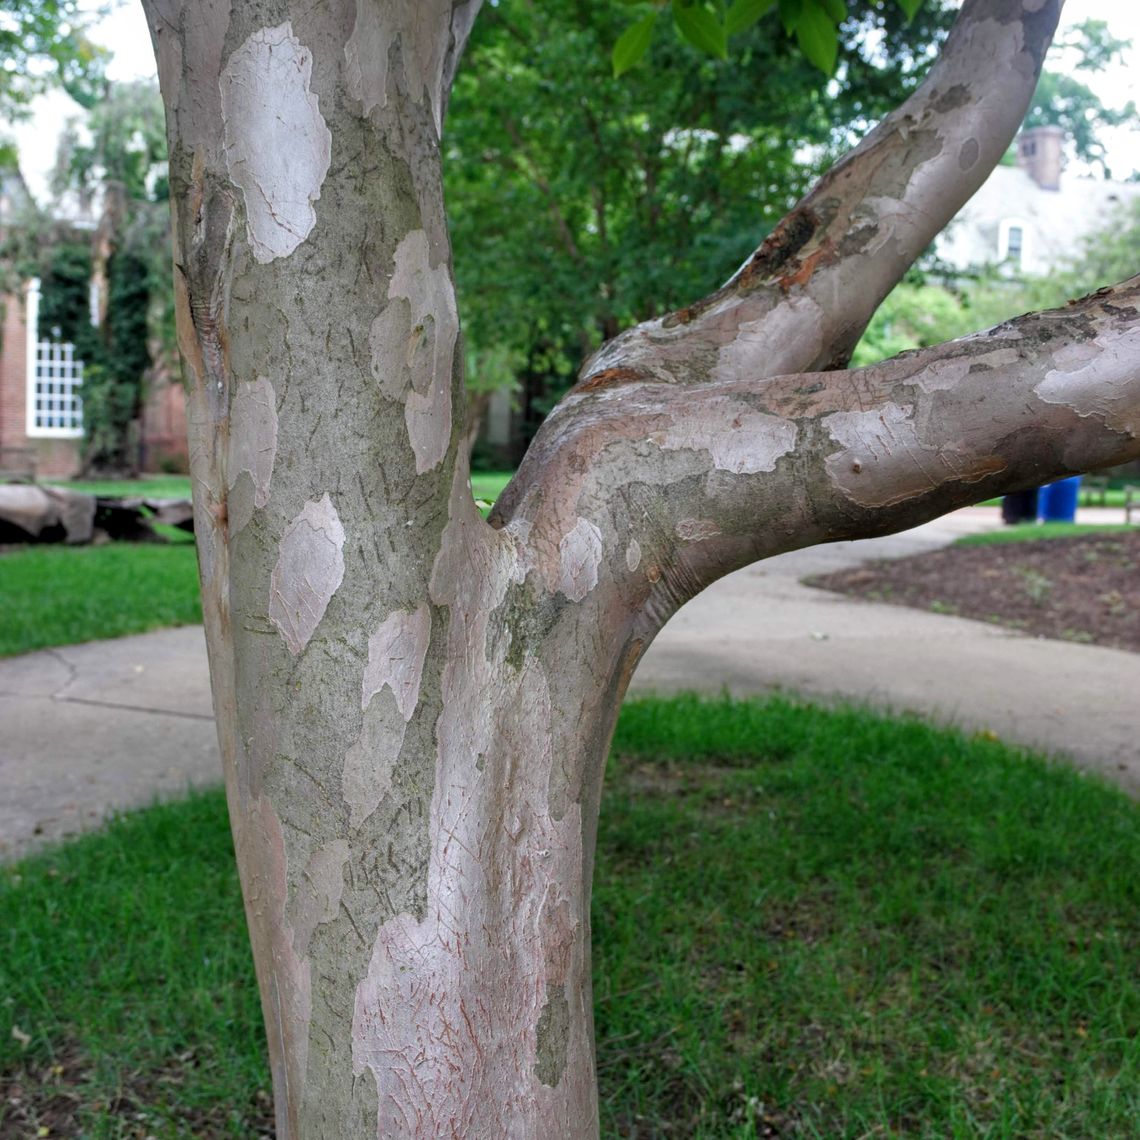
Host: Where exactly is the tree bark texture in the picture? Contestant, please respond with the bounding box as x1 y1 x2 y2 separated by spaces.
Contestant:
142 1 1138 1137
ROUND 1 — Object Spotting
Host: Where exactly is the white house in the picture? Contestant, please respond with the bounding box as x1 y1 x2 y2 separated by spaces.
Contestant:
937 125 1140 275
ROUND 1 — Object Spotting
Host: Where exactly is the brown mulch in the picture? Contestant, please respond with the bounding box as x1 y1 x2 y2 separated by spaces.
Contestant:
807 529 1140 654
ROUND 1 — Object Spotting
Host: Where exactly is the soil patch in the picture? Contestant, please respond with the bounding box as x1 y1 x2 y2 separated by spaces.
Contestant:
807 530 1140 653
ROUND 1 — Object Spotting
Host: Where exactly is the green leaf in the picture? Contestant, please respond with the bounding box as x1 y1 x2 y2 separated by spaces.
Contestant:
612 11 659 77
725 0 777 37
778 0 803 36
820 0 846 24
673 1 729 60
795 3 838 73
894 0 925 21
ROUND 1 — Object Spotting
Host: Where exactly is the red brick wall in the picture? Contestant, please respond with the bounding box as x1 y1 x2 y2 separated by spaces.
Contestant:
1 283 189 478
140 368 190 473
0 285 82 478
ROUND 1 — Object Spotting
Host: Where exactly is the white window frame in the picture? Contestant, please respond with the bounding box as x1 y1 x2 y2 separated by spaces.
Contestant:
25 277 85 439
997 217 1029 268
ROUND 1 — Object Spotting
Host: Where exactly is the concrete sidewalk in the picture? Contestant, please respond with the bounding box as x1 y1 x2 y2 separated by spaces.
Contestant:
2 508 1137 857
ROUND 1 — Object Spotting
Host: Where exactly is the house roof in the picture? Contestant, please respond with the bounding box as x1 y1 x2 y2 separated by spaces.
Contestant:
938 164 1140 275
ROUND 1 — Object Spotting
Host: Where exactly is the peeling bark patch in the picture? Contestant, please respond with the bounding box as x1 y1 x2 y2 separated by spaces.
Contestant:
342 607 431 829
715 295 826 383
220 23 332 263
369 230 458 473
625 539 642 572
1035 328 1140 435
958 137 980 171
676 518 721 542
290 840 349 957
342 693 406 830
269 495 346 655
559 518 603 602
534 986 571 1087
227 376 277 512
344 0 451 135
362 606 431 717
352 647 592 1132
659 397 797 474
823 402 1003 507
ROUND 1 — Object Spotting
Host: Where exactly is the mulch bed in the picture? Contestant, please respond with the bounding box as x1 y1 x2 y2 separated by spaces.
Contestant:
807 530 1140 654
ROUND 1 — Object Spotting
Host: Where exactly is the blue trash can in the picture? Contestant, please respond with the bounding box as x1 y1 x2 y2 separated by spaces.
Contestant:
1040 476 1082 522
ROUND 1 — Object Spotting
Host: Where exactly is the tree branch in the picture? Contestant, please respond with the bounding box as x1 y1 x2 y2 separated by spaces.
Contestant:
577 0 1063 387
496 280 1140 635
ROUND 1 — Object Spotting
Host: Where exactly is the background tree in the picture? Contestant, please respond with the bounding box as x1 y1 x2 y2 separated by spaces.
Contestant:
1021 18 1138 177
139 0 1138 1136
0 0 105 164
14 80 175 473
445 0 955 456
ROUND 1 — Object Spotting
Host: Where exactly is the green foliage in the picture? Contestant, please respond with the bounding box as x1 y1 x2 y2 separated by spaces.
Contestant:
448 0 954 450
23 81 177 474
0 0 106 152
612 0 925 78
1023 20 1138 177
36 240 92 343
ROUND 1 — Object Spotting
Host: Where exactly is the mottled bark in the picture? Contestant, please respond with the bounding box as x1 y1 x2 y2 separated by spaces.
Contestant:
142 1 1139 1138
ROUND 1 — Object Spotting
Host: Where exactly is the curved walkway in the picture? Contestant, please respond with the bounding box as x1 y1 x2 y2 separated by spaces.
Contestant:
2 508 1136 858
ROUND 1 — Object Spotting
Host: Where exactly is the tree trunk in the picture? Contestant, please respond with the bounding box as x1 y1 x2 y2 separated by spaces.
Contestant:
142 1 1139 1137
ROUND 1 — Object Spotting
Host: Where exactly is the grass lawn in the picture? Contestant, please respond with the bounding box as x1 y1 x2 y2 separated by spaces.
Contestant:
0 544 202 657
957 522 1133 546
2 472 516 658
46 471 516 506
3 694 1139 1137
47 475 195 499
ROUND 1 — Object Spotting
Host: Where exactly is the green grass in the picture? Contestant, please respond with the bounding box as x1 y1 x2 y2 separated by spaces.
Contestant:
2 472 516 658
0 544 202 657
48 472 516 506
957 521 1132 546
4 694 1139 1136
46 476 194 499
471 469 514 508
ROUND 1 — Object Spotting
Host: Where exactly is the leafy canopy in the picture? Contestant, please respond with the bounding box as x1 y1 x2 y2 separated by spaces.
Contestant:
613 0 927 77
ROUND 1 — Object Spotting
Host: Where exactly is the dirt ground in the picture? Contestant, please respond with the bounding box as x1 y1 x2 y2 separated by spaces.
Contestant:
808 530 1140 654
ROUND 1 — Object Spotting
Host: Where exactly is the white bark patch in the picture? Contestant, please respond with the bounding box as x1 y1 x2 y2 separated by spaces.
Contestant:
558 517 604 603
269 495 346 655
353 658 592 1134
714 295 825 382
369 230 458 473
341 606 432 829
361 606 431 717
822 401 992 507
658 396 797 475
1035 329 1140 436
675 518 721 542
349 465 596 1132
344 1 451 135
342 694 407 831
227 376 278 506
220 23 332 263
290 839 350 957
625 539 641 572
911 347 1021 393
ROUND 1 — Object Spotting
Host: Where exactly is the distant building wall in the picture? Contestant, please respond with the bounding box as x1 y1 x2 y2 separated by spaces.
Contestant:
938 129 1140 276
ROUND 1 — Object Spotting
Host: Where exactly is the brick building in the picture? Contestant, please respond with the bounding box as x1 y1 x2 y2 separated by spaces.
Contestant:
0 169 189 480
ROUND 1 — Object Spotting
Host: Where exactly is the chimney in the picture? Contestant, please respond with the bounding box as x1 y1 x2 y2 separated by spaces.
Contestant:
1016 126 1064 191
